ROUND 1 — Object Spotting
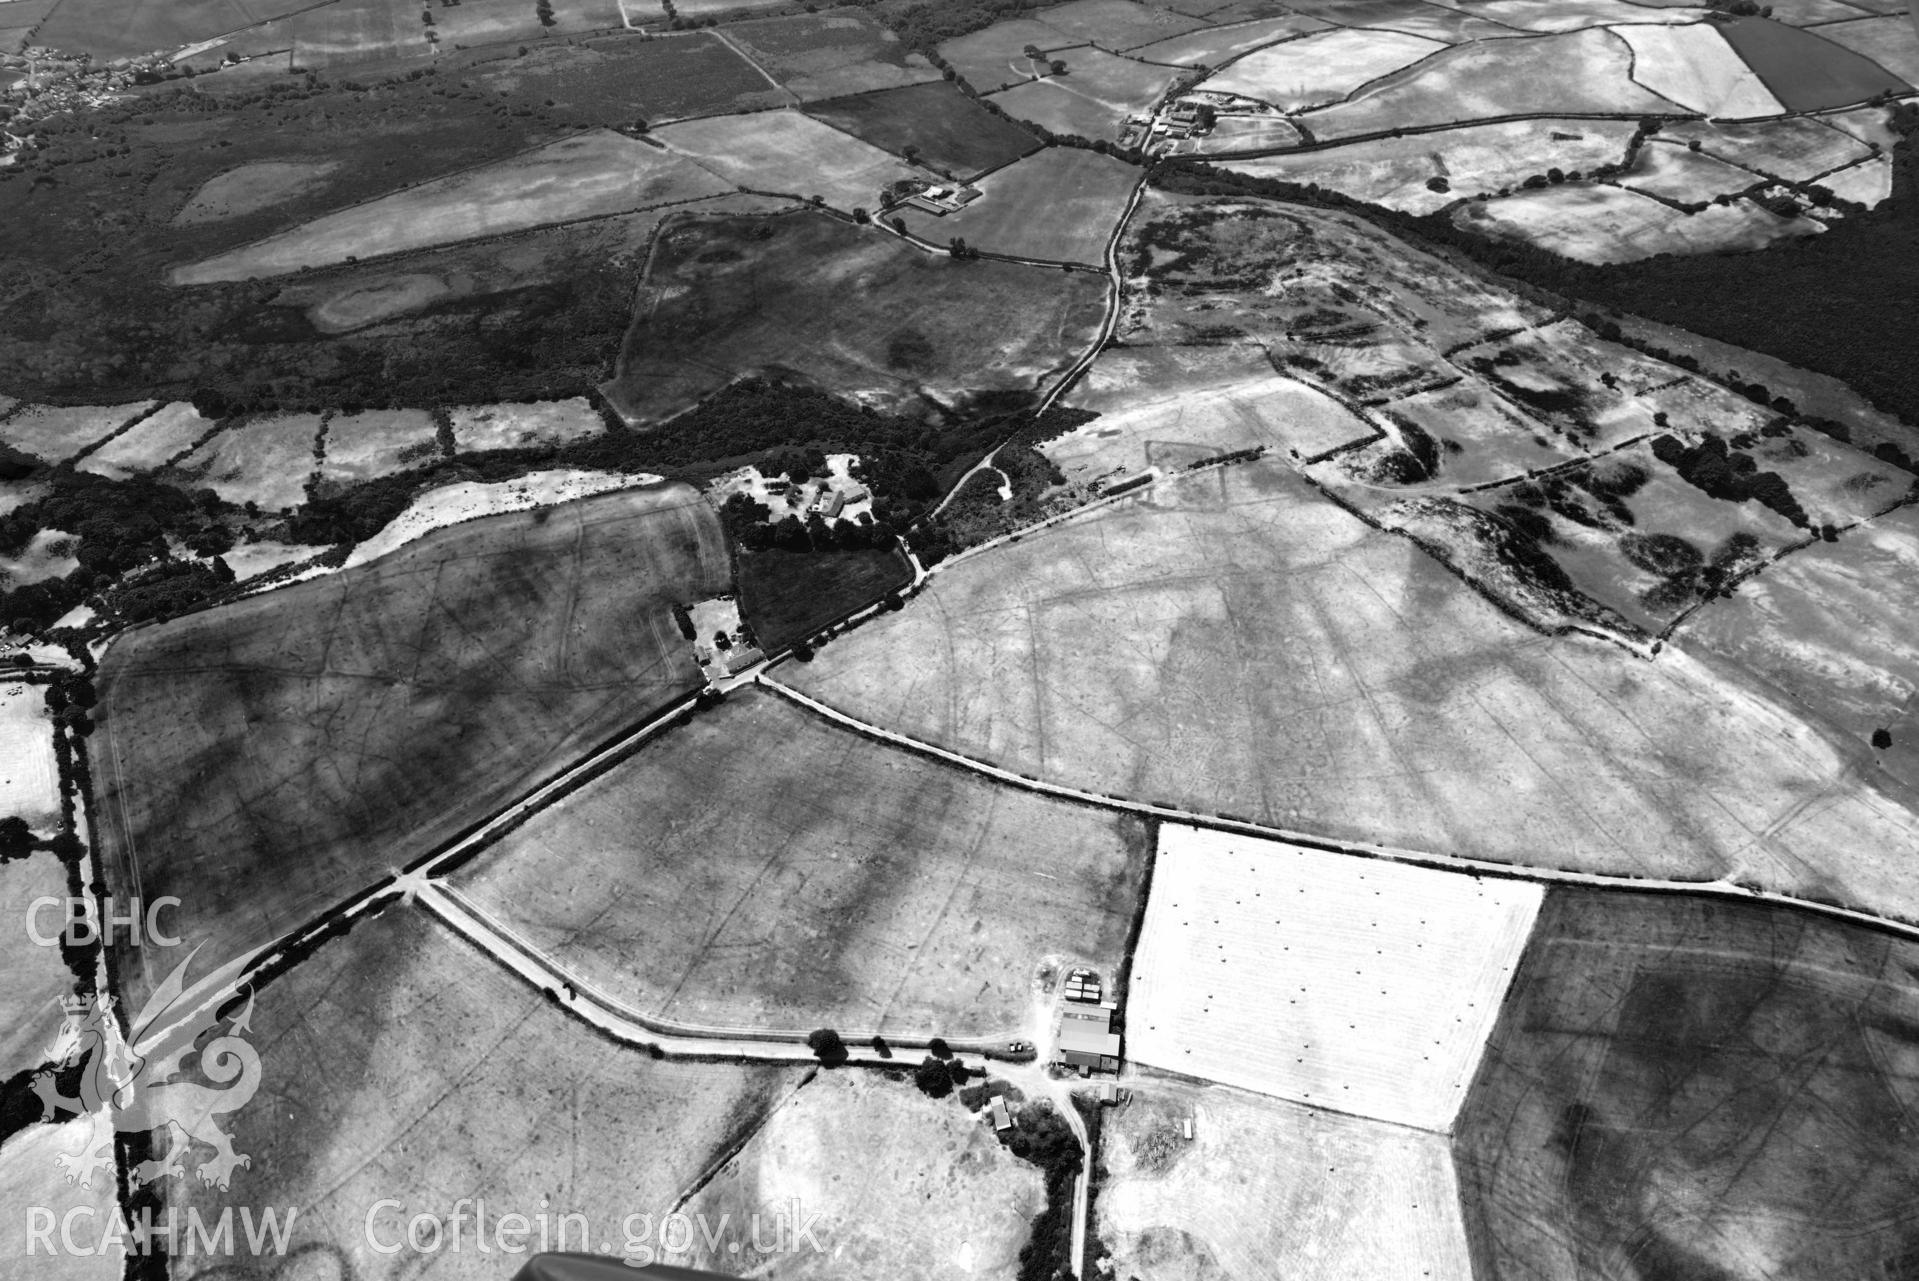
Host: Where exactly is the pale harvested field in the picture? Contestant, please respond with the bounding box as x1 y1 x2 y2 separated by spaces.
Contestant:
1617 139 1763 201
342 468 658 567
654 111 927 212
76 401 214 478
172 159 338 224
1816 14 1919 84
0 1114 118 1281
1679 503 1919 777
1050 362 1376 484
1821 154 1893 206
1301 29 1681 138
1616 21 1786 117
1660 112 1871 179
223 539 330 582
1127 15 1330 66
1201 27 1445 109
448 397 604 453
174 131 730 284
454 686 1149 1036
0 403 151 463
317 407 443 489
1033 0 1211 49
1127 825 1539 1128
988 49 1180 139
675 1071 1046 1281
1224 118 1638 214
1456 183 1822 262
785 457 1919 925
171 413 320 511
899 145 1138 264
166 905 809 1280
0 681 59 835
1098 1079 1472 1281
0 852 77 1081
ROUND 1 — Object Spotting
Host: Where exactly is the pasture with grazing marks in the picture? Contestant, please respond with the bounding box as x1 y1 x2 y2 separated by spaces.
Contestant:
1126 14 1332 67
804 80 1040 177
726 9 942 101
988 49 1181 141
1200 27 1446 110
1299 28 1680 139
1098 1078 1473 1281
448 398 605 453
1717 13 1909 108
1457 889 1919 1281
455 686 1149 1036
605 210 1106 423
1456 182 1821 262
165 904 808 1281
1659 112 1871 180
1127 825 1541 1128
75 402 215 479
0 404 152 464
897 145 1139 265
1615 21 1786 118
172 160 340 225
170 414 321 512
172 131 732 284
95 485 730 1009
1224 119 1639 214
316 408 444 490
784 457 1919 926
653 110 930 211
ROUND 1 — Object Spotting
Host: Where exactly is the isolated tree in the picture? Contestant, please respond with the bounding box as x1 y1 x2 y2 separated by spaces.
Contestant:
0 816 31 858
914 1056 954 1098
1874 728 1894 749
870 1034 892 1057
1049 58 1067 75
806 1028 847 1065
1425 175 1450 193
928 1036 952 1060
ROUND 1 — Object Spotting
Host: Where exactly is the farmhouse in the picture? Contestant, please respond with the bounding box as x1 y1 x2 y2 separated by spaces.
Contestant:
900 183 983 216
810 489 846 519
988 1097 1013 1131
1056 1002 1121 1075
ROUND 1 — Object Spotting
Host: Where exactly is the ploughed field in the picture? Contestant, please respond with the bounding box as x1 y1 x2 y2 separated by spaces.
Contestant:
95 484 729 1009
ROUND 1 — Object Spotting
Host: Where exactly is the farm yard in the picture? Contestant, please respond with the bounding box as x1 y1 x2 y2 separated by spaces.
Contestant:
1454 182 1821 261
94 485 730 1008
675 1071 1047 1281
782 457 1919 926
1128 826 1540 1129
725 10 941 101
453 686 1149 1036
1456 889 1919 1281
171 131 732 284
804 81 1041 178
1097 1079 1473 1281
652 110 929 211
896 146 1139 264
170 413 321 511
73 402 215 480
167 904 809 1281
605 210 1107 423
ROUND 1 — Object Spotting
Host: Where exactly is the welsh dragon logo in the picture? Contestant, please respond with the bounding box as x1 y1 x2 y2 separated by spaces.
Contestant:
35 945 264 1192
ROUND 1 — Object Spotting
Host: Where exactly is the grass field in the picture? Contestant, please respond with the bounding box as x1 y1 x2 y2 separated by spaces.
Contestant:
653 110 929 211
1718 13 1909 108
988 49 1180 140
172 131 731 284
165 904 809 1280
1456 183 1821 262
1129 825 1540 1128
471 33 789 125
1201 27 1446 109
605 210 1106 423
1813 13 1919 85
737 547 914 651
456 685 1148 1036
170 413 320 511
677 1071 1046 1280
0 1113 118 1281
1768 0 1884 21
290 0 430 69
1616 21 1786 117
75 402 214 479
1126 14 1331 66
1457 888 1919 1281
434 0 550 48
726 9 942 100
784 456 1919 924
0 852 73 1082
1097 1079 1473 1281
1300 28 1680 139
1617 139 1764 201
805 80 1040 177
939 18 1089 92
1031 0 1210 49
0 683 67 834
172 160 340 226
449 398 604 453
1678 502 1919 777
95 484 730 1008
1659 112 1872 180
0 404 152 464
1224 119 1638 214
898 146 1137 264
316 408 443 491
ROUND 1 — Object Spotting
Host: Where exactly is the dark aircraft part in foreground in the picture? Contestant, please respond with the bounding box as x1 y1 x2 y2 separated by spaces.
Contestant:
513 1257 732 1281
